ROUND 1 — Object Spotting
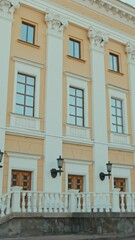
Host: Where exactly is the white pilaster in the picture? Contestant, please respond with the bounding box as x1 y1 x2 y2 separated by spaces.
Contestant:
126 43 135 163
44 10 68 192
0 0 20 194
88 26 109 193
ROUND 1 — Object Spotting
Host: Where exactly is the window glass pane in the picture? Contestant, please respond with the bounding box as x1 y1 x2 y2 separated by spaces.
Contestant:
77 118 83 126
27 76 34 85
69 40 73 56
117 117 122 125
76 89 83 97
113 56 118 71
117 100 122 108
69 106 75 115
69 87 75 95
25 107 33 116
111 98 115 106
27 26 34 44
77 98 83 107
110 55 113 69
17 74 25 83
15 105 24 115
17 83 25 94
77 108 83 117
16 94 24 104
26 96 33 107
118 126 123 133
112 116 116 124
75 42 80 58
21 24 27 41
111 107 116 115
69 96 75 105
112 124 117 132
26 86 34 96
69 116 75 125
117 108 122 117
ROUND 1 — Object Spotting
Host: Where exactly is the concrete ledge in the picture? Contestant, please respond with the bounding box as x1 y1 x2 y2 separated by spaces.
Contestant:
0 212 135 238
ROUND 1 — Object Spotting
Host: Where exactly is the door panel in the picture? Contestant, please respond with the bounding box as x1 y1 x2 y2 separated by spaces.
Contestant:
114 178 126 192
12 170 31 190
68 175 83 192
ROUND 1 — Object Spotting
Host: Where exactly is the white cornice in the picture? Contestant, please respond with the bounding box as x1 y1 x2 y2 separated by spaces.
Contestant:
20 0 135 46
72 0 135 28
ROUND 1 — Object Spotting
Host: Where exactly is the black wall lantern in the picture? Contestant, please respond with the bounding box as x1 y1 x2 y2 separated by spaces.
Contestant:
99 161 112 181
0 150 4 168
50 155 64 178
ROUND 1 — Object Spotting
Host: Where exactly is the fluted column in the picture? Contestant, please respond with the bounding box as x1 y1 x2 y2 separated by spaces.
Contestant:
88 26 109 192
0 0 20 194
126 43 135 152
44 10 68 192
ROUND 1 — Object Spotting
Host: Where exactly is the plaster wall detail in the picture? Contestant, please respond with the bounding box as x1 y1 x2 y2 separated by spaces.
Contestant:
126 44 135 163
44 11 68 192
0 1 19 194
88 26 109 193
0 0 20 18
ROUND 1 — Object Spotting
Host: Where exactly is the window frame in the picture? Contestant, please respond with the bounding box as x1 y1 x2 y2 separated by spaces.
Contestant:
69 86 84 127
109 52 120 72
21 21 35 45
111 97 123 134
109 88 128 135
69 38 81 59
16 73 35 117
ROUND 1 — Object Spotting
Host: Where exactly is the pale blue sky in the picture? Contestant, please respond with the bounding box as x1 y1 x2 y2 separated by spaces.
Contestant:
121 0 135 7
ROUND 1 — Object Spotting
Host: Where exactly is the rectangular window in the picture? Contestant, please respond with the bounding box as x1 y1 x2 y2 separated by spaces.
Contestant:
111 97 123 133
21 22 35 44
110 53 119 72
15 73 35 117
69 86 84 126
69 39 81 59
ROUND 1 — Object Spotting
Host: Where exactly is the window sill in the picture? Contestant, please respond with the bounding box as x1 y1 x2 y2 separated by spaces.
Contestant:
17 39 40 49
66 123 90 139
110 131 130 145
10 112 40 131
108 69 124 76
67 55 86 63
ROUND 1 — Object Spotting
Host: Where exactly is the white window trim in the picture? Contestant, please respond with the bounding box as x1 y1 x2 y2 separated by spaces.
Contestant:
109 88 128 134
67 75 89 127
7 152 40 192
112 164 132 192
13 60 40 118
65 159 91 192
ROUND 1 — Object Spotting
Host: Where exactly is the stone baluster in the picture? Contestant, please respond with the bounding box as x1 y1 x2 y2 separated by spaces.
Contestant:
120 193 125 212
27 192 32 213
11 186 22 213
112 188 120 212
131 193 135 212
126 193 131 212
32 192 37 212
54 193 58 213
64 193 68 213
6 193 11 215
43 193 49 213
86 193 91 212
38 193 42 213
59 194 63 213
81 193 86 212
21 192 26 212
1 196 6 217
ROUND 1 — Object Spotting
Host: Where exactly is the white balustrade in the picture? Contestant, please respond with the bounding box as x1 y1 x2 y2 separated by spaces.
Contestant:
1 190 135 218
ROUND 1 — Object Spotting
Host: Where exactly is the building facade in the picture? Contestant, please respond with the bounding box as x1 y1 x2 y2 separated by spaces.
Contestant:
0 0 135 198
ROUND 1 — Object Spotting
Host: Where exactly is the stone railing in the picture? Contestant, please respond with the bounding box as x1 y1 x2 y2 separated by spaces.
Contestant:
1 188 135 218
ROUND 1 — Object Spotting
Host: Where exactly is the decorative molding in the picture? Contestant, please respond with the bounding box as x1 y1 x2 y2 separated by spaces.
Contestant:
0 0 20 14
125 43 135 62
65 71 91 82
88 26 108 50
45 9 68 32
72 0 135 27
12 56 45 69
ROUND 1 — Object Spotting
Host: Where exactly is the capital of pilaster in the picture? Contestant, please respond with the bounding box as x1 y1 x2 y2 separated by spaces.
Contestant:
45 9 68 32
125 43 135 63
0 0 20 14
88 26 108 51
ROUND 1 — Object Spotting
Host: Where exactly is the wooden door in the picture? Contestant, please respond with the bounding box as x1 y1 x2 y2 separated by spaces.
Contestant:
114 178 126 192
12 170 31 190
68 175 83 192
